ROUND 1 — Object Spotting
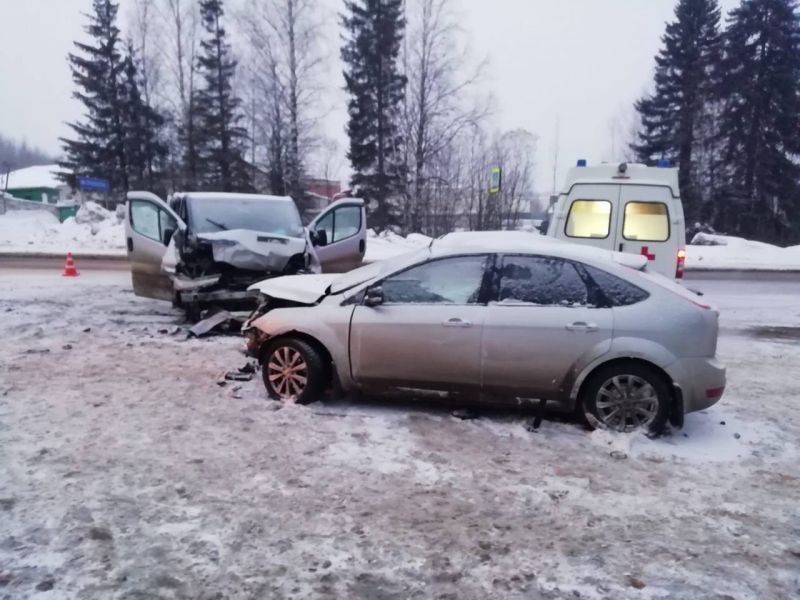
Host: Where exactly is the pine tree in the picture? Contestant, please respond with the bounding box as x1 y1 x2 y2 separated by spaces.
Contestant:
60 0 128 192
341 0 407 229
632 0 722 224
193 0 252 192
716 0 800 243
121 42 167 192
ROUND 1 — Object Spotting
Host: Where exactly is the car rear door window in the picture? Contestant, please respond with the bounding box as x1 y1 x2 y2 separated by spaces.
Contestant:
582 264 650 306
623 202 669 241
566 200 612 239
382 255 488 304
497 256 588 306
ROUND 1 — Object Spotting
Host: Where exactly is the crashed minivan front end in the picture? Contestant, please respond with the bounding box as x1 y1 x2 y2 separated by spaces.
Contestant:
165 226 320 315
125 191 367 320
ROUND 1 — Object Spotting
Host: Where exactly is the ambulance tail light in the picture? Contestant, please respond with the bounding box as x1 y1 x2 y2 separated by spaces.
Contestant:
676 248 686 279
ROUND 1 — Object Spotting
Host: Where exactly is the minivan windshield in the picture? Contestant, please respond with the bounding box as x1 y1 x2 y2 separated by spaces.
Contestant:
190 197 305 238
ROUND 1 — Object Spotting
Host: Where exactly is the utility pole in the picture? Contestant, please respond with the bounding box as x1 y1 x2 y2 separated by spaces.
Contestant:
2 161 11 214
551 118 560 196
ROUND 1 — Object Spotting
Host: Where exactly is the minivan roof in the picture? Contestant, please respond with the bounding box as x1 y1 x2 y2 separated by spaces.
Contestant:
176 192 295 203
561 163 680 198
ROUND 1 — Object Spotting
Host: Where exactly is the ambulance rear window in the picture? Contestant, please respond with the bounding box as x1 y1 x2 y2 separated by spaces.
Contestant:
623 202 669 242
565 200 611 239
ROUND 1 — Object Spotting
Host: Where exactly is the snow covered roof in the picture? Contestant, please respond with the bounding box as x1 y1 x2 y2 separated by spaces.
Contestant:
561 163 680 197
434 230 648 270
1 164 69 190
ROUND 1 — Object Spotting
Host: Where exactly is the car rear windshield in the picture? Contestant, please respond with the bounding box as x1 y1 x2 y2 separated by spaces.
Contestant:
189 197 304 238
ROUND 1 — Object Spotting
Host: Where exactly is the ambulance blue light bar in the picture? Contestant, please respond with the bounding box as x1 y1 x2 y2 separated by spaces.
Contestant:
576 159 587 167
657 159 670 168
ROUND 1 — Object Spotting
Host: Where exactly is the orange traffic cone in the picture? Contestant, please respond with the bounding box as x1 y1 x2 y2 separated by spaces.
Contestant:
62 252 79 277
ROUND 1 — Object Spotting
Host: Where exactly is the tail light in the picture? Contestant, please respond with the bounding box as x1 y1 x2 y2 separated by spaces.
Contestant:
676 248 686 279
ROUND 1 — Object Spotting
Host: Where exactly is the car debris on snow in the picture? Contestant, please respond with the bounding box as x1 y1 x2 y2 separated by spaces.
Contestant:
224 371 252 382
451 408 479 420
187 309 245 337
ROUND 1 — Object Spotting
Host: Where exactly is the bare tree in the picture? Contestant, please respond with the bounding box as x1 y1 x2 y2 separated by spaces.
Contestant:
128 0 162 108
401 0 488 233
239 0 325 207
492 129 537 230
147 0 200 189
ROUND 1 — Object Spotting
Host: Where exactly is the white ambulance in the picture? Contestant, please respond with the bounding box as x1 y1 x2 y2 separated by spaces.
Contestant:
546 161 686 280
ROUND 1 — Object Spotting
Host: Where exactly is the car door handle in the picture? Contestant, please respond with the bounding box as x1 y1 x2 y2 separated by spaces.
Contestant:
566 321 598 332
127 237 134 252
442 318 472 328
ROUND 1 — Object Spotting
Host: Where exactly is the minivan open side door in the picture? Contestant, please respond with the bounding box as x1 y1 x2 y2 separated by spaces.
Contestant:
309 198 367 273
125 191 185 301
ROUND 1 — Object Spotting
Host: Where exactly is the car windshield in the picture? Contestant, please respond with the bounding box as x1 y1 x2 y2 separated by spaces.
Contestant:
190 196 305 238
330 247 430 294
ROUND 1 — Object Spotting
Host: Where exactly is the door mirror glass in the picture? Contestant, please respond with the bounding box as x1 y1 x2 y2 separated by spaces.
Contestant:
314 211 333 246
313 228 328 247
163 227 175 246
364 286 384 307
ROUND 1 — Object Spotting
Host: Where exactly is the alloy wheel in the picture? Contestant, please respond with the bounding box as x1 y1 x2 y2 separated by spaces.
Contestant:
267 346 308 400
594 374 659 432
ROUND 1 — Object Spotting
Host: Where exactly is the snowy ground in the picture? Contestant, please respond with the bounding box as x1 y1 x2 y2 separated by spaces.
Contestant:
3 207 800 272
1 270 799 599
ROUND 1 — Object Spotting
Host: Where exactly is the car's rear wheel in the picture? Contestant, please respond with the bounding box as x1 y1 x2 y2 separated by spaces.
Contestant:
261 338 326 404
580 363 671 434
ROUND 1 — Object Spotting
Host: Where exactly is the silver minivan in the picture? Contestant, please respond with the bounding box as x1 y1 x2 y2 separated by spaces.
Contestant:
124 191 367 316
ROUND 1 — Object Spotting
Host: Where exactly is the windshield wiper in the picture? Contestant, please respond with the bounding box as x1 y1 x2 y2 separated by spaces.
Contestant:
205 217 229 231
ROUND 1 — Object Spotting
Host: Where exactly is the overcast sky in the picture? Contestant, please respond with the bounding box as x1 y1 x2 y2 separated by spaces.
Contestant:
0 0 741 193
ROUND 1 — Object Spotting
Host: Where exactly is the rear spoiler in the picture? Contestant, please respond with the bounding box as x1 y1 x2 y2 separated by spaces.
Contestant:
611 252 649 271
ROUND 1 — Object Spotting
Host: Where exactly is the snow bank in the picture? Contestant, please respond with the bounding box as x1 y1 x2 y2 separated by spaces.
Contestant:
687 232 800 270
363 229 432 262
0 202 126 255
0 164 67 189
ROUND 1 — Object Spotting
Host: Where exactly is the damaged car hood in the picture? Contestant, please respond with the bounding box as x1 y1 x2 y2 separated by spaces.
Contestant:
248 274 340 304
197 229 308 271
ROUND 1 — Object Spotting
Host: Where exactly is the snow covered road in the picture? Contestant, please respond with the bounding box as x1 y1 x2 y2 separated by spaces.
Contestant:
0 272 799 599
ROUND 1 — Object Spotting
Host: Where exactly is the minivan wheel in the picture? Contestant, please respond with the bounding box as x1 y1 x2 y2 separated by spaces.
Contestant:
261 338 326 404
580 363 670 434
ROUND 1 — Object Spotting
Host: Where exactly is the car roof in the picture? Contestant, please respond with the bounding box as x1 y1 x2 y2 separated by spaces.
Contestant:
431 231 648 270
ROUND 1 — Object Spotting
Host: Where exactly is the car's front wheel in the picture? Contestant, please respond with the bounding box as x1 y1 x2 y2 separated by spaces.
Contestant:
580 363 671 434
261 338 326 404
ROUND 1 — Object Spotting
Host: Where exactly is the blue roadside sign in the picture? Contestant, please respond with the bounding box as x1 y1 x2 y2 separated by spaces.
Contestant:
78 176 110 192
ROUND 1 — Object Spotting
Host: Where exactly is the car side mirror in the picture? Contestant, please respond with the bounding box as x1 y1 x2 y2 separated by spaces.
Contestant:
163 228 175 246
364 286 384 307
312 229 328 247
